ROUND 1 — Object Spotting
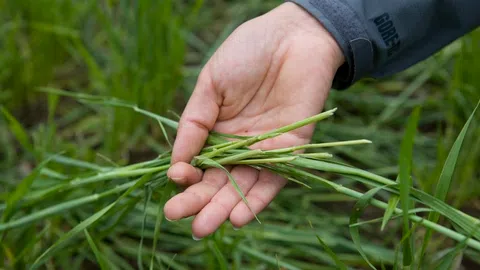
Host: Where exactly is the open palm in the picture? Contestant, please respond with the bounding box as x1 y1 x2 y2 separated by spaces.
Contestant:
164 3 344 239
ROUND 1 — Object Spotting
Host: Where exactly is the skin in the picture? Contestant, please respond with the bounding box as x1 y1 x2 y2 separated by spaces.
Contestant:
164 2 345 239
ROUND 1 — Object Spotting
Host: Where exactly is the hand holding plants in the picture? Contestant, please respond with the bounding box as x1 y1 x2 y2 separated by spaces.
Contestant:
164 3 344 239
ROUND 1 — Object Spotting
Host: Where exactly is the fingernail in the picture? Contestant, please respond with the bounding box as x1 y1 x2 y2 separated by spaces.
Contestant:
232 226 241 231
170 177 185 185
192 234 203 241
165 216 175 222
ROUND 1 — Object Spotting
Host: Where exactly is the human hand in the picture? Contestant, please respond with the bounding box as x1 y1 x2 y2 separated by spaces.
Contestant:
164 2 344 239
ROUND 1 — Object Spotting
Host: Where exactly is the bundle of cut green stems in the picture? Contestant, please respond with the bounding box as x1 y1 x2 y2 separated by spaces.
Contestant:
1 88 479 269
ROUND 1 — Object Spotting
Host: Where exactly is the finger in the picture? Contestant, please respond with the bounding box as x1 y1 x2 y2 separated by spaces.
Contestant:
167 162 203 186
172 69 222 164
191 166 259 239
164 167 229 221
229 169 287 228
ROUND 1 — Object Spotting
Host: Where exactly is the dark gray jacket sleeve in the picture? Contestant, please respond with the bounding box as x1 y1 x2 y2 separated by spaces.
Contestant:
287 0 480 90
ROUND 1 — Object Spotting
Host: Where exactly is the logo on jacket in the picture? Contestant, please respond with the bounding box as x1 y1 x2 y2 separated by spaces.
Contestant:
373 13 401 57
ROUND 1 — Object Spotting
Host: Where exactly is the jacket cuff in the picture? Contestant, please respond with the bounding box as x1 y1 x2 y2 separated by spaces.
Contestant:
286 0 374 89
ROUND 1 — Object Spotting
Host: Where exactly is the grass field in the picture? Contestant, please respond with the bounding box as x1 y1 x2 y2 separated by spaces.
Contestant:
1 0 479 269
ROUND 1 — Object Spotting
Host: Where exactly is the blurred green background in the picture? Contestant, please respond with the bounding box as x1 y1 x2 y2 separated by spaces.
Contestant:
1 0 479 269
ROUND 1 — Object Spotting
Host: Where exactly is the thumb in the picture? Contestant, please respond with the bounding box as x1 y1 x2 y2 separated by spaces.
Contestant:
171 70 221 164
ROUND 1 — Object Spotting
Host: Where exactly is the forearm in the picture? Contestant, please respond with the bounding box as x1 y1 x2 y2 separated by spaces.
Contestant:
288 0 480 89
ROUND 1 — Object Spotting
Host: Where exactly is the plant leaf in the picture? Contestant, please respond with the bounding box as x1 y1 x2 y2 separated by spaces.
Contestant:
351 208 432 227
381 196 399 231
150 180 176 270
138 186 152 270
349 185 389 270
420 100 479 262
393 222 419 270
84 229 110 270
157 119 172 148
0 106 34 154
38 87 179 129
1 157 53 223
30 202 116 269
311 226 347 270
207 239 228 270
283 159 480 247
307 220 350 268
398 106 421 267
436 224 478 270
29 173 155 269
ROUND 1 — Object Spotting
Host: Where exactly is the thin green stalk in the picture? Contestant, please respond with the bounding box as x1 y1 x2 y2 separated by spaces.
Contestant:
223 237 301 270
196 133 281 162
287 158 480 241
0 182 135 232
419 101 479 264
207 149 263 165
225 157 297 165
69 165 169 187
297 153 333 159
118 158 170 171
350 208 433 227
132 106 178 130
196 109 336 162
288 158 395 186
268 164 480 251
24 165 170 203
267 139 371 154
38 87 180 130
398 107 420 267
201 140 237 153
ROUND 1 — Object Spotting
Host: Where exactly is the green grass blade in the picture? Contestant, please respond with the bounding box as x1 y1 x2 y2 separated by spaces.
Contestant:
84 229 110 270
393 222 419 269
434 99 478 208
28 172 155 268
150 180 176 270
0 106 34 154
314 236 347 270
436 247 465 270
95 152 120 168
287 157 480 243
398 107 421 267
309 221 347 270
165 254 178 270
0 182 133 231
436 225 478 270
1 157 53 223
49 154 108 171
12 224 50 265
97 196 142 240
351 208 432 227
285 176 312 189
38 87 179 129
349 185 388 270
381 196 399 231
157 119 172 148
223 237 301 270
138 187 153 270
420 100 479 262
207 239 228 270
30 202 116 269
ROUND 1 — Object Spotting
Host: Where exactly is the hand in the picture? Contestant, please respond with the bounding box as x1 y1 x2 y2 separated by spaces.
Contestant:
164 2 344 239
